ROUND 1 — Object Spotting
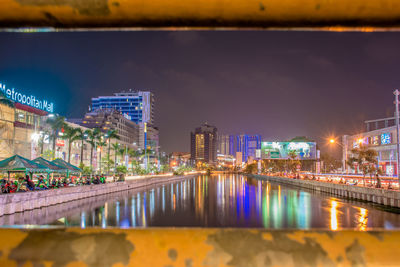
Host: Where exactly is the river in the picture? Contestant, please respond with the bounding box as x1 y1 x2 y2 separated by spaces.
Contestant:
2 174 400 229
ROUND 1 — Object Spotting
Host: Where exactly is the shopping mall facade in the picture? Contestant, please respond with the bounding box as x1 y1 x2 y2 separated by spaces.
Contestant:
343 116 398 176
0 82 94 167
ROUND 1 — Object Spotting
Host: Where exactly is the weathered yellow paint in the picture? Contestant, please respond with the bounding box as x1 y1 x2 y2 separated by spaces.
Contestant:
1 0 400 30
0 228 399 266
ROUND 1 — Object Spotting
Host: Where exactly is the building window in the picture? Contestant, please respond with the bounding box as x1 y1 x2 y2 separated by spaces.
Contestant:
15 110 25 123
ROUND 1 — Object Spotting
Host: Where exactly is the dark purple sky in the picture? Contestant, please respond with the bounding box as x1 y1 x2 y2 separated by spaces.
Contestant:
1 31 399 154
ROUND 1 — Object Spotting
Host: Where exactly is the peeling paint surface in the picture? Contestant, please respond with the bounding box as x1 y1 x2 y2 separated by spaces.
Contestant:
1 0 400 29
15 0 110 15
0 228 399 266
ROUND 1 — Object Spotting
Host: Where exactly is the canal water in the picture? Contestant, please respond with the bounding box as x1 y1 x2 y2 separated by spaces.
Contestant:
2 174 400 229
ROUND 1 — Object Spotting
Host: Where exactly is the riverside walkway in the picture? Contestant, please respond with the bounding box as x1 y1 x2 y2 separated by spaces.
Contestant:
0 173 198 216
249 173 400 208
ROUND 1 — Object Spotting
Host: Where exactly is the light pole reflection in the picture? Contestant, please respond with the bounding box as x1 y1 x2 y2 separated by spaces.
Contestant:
357 208 368 231
330 200 339 231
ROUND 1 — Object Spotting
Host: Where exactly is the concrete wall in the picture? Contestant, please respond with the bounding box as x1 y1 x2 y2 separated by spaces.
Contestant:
0 174 196 216
249 174 400 208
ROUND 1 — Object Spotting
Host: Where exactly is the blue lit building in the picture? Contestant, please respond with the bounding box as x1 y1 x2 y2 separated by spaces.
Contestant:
225 134 262 162
91 90 154 124
91 90 158 151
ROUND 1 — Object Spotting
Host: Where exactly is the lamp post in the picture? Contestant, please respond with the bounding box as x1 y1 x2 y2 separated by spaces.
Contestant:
328 138 347 174
394 90 400 184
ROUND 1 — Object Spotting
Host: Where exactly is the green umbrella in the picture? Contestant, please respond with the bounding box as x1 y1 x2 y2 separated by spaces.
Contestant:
52 158 82 173
0 155 48 173
33 157 67 173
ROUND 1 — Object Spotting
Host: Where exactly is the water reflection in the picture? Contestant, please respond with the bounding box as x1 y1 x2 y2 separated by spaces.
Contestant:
11 174 400 228
330 200 339 231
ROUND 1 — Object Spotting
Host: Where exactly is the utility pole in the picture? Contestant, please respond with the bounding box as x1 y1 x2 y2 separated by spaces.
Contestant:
394 90 400 185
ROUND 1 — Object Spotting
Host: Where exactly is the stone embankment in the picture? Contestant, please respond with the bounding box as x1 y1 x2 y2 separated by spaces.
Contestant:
249 174 400 208
0 174 196 216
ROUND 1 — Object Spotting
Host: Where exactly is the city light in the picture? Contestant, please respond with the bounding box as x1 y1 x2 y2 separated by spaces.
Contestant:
30 132 40 142
329 138 335 144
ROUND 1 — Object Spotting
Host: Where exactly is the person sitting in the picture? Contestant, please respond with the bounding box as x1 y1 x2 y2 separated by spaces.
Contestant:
35 175 48 190
25 175 35 191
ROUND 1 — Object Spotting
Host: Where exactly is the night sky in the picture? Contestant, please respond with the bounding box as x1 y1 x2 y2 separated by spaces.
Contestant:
1 31 400 154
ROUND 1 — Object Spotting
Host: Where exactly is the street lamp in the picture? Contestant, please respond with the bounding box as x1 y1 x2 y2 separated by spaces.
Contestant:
328 137 347 174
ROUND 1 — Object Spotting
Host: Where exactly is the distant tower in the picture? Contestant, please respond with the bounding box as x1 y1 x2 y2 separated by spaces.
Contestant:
190 123 218 163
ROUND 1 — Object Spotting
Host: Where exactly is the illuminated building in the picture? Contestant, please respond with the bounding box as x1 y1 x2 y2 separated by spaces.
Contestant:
190 123 217 163
343 116 400 175
217 134 262 162
91 90 154 124
70 108 139 149
139 123 159 152
217 134 230 155
0 82 53 160
91 90 158 151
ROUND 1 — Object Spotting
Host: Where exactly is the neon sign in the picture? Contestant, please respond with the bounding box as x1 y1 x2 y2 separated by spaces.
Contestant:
381 133 391 145
261 141 316 159
0 82 54 113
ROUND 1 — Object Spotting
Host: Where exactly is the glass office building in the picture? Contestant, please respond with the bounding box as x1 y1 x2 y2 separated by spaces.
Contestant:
227 134 262 162
91 90 154 124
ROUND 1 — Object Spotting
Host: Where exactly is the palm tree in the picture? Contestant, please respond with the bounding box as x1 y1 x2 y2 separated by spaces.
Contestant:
0 90 14 108
105 129 120 170
128 148 142 173
46 115 65 159
75 128 87 165
347 145 378 186
61 124 81 163
288 150 300 174
86 128 100 169
97 134 107 174
112 143 120 171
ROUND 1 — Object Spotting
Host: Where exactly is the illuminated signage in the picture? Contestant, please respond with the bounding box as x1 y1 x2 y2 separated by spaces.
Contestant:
56 139 65 147
0 82 54 113
261 141 316 160
372 136 379 145
360 137 369 145
381 133 391 145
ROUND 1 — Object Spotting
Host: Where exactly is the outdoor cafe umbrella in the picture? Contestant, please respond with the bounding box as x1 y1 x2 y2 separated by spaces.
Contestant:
0 155 49 180
33 157 67 173
51 159 81 177
34 157 68 186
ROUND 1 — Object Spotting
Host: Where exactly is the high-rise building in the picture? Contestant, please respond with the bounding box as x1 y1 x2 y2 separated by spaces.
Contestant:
72 108 139 149
227 134 262 162
190 123 217 163
91 90 158 151
91 90 154 124
217 134 230 155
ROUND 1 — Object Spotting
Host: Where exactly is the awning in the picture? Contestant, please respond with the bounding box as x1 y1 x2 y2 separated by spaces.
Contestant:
0 155 49 173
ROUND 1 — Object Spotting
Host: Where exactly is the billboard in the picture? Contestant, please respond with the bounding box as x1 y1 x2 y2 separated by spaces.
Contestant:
261 141 317 160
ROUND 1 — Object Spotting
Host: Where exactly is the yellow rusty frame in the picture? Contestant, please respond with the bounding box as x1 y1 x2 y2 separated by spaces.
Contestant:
0 228 399 266
1 1 400 266
1 0 400 31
